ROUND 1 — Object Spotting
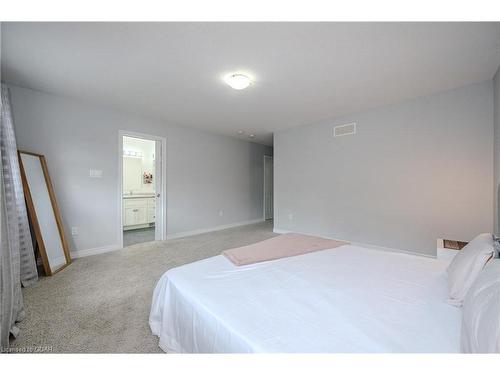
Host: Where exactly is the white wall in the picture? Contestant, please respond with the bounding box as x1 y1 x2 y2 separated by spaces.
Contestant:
8 85 272 253
274 81 494 256
494 66 500 234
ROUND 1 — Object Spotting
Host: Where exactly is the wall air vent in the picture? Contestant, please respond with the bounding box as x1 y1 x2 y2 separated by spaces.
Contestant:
334 122 356 137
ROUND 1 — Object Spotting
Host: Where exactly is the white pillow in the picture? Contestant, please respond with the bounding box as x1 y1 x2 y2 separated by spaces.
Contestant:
446 233 494 307
461 259 500 353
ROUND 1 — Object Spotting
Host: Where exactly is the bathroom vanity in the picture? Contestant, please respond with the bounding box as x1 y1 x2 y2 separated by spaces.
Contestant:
123 194 156 230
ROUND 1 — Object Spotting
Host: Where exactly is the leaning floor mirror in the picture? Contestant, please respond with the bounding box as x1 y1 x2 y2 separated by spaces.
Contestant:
18 151 71 275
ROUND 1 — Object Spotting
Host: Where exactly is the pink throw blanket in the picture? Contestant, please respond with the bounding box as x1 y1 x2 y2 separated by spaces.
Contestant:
222 233 349 266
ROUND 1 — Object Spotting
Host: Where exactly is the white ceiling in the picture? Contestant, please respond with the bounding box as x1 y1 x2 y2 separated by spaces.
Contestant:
2 22 499 146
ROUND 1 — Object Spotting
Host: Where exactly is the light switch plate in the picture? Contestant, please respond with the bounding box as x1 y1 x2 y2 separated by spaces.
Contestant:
89 169 103 178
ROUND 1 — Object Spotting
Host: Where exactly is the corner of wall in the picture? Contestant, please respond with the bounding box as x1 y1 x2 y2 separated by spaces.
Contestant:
494 66 500 234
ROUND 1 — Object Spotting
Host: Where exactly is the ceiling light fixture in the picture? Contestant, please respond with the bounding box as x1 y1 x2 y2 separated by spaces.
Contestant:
248 134 255 139
224 73 252 90
237 130 245 135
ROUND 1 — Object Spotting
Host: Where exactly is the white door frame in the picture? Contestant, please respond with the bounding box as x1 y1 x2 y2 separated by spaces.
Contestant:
263 155 273 220
118 130 167 248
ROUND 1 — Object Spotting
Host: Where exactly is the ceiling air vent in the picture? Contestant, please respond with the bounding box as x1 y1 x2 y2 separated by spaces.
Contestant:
334 122 356 137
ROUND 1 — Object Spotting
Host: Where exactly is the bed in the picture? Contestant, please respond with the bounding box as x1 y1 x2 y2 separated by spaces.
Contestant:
149 244 461 353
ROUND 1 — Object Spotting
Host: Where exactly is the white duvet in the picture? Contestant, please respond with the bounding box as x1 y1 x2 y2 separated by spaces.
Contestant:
150 244 461 353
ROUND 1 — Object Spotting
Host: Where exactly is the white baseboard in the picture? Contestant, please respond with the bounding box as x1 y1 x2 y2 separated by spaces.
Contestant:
167 219 265 240
273 228 291 234
71 244 121 259
273 227 434 258
72 219 265 259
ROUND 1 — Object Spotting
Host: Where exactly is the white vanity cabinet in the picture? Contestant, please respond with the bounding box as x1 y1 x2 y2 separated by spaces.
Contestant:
123 196 156 230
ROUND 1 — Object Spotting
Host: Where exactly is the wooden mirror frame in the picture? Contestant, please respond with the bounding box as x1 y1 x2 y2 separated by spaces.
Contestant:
18 150 71 276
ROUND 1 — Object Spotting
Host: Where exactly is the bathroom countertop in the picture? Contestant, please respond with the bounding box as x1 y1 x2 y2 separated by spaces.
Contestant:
123 194 155 199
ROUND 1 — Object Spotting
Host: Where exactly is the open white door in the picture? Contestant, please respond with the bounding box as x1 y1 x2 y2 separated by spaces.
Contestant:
154 139 163 240
263 156 274 220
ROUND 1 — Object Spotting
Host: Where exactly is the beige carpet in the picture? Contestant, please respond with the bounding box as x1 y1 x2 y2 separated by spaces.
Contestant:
10 221 276 353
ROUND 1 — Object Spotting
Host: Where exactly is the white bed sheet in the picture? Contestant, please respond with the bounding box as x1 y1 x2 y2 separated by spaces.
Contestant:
149 245 461 353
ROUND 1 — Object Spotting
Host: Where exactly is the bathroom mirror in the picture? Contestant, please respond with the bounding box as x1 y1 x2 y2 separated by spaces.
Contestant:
18 151 71 275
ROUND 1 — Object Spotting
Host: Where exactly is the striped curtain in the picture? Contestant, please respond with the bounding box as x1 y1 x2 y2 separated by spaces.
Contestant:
0 85 38 349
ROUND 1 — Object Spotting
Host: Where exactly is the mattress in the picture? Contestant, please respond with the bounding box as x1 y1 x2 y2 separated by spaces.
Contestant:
149 244 461 353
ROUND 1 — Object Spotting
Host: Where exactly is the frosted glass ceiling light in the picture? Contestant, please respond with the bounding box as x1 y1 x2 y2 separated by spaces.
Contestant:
224 73 252 90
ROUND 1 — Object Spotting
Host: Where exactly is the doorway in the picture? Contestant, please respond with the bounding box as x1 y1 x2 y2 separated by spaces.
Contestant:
118 131 166 247
263 155 274 220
